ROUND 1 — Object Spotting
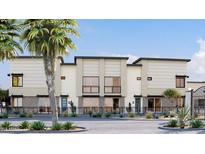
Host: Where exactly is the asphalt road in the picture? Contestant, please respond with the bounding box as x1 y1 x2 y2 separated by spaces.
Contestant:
0 116 205 134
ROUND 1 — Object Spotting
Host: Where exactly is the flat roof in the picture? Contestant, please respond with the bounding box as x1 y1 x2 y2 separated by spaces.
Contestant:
187 81 205 83
14 56 64 63
133 57 191 64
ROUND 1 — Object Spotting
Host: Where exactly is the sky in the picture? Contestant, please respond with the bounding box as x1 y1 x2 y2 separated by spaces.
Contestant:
0 19 205 89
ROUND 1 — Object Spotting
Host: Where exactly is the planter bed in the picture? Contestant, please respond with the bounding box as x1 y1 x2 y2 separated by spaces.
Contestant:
158 126 205 131
0 126 87 133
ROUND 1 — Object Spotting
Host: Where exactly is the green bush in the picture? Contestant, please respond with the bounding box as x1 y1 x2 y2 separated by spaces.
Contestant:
63 112 69 117
27 112 33 118
63 122 74 130
0 113 8 118
88 111 93 117
19 121 30 129
70 113 77 117
30 121 45 130
190 119 204 128
93 113 102 118
163 112 170 118
167 119 178 127
104 112 112 118
128 112 135 118
1 121 12 130
146 112 153 119
169 111 176 118
19 113 27 118
52 123 63 130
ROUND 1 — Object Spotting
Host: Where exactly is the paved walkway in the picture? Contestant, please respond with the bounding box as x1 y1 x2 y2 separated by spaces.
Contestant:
0 116 205 134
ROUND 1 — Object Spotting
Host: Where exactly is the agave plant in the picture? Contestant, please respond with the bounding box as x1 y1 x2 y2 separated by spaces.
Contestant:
177 107 190 129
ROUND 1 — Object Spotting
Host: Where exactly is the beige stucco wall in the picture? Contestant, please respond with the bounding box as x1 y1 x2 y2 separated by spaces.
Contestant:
125 66 141 106
9 58 61 96
139 60 188 96
61 65 78 107
187 82 205 91
76 58 127 97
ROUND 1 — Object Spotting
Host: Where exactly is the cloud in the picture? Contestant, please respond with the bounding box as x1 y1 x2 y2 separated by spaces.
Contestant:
98 52 138 63
188 38 205 81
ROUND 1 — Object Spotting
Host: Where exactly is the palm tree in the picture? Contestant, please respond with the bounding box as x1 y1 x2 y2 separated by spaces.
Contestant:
0 19 23 61
21 19 79 125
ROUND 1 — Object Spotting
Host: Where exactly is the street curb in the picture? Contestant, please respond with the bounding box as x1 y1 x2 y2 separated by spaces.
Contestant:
0 126 87 134
158 126 205 131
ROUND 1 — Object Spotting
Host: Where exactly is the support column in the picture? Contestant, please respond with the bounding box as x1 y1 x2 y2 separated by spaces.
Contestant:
99 97 104 113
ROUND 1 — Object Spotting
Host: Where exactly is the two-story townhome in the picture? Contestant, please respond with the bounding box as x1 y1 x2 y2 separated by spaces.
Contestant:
8 56 191 114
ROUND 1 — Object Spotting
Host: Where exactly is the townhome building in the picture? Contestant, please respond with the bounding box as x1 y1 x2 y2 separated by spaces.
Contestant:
8 56 191 114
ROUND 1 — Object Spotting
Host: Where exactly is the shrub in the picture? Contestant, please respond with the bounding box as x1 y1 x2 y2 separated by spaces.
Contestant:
52 123 63 130
93 113 102 118
146 112 153 119
14 111 20 115
88 111 93 117
104 112 112 118
63 112 69 117
167 119 178 127
19 113 27 118
128 112 135 118
70 113 77 117
1 121 12 130
63 122 74 130
0 113 8 119
19 121 30 129
27 112 33 118
30 121 45 130
163 112 170 118
169 111 176 118
190 119 204 128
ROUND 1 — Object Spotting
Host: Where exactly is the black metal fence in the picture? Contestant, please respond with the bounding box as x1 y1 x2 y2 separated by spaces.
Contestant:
0 106 189 115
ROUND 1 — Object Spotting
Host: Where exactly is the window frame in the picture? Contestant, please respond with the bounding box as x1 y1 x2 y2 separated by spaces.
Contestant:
82 76 100 93
176 76 185 88
12 74 23 87
104 76 121 93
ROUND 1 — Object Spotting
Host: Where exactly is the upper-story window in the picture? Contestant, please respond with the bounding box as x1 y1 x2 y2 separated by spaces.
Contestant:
176 76 185 88
83 76 99 93
12 74 23 87
104 77 121 93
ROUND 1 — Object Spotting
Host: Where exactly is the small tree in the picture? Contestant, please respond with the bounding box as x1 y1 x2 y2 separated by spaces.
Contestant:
163 88 181 106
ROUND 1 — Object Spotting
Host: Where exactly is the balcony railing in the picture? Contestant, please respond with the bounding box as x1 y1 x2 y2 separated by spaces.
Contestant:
104 86 121 93
82 86 99 93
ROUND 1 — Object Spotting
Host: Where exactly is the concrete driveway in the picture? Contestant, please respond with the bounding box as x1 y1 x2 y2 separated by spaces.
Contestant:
0 116 205 134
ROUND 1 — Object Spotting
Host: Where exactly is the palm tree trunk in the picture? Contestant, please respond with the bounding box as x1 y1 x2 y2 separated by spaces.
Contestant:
43 56 58 125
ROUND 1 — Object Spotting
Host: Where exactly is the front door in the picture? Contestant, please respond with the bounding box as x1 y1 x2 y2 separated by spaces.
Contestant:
113 98 119 113
61 97 68 112
135 97 141 113
155 98 161 112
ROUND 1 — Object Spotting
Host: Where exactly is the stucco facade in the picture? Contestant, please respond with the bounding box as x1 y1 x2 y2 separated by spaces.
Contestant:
9 56 192 114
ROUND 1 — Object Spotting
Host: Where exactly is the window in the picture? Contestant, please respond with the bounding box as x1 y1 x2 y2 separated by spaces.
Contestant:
147 77 152 81
12 74 23 87
176 76 185 88
104 77 121 93
137 77 141 80
13 97 22 107
61 76 66 80
83 76 99 93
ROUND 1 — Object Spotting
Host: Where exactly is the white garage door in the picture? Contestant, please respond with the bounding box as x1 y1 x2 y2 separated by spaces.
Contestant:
38 97 50 107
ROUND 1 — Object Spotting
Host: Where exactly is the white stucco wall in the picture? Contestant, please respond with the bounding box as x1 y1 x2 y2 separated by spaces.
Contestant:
125 66 142 107
61 65 78 107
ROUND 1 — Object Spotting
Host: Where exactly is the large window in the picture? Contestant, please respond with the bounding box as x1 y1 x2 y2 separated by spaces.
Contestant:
176 76 185 88
13 97 22 107
12 74 23 87
83 76 99 93
104 77 121 93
